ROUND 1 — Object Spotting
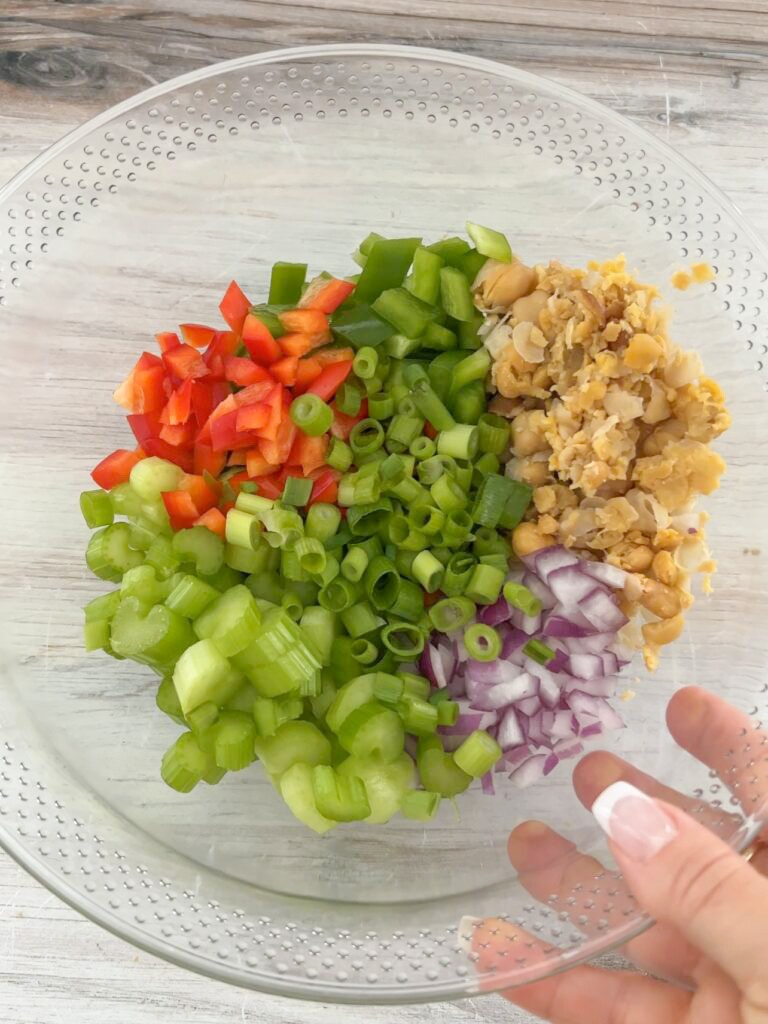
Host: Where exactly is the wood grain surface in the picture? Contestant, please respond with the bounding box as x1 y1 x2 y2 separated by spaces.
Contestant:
1 3 767 1023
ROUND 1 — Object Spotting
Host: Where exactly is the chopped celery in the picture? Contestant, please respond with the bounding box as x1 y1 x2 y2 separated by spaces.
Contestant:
84 619 110 652
130 457 184 500
156 675 185 724
120 564 167 607
84 590 121 623
193 584 261 657
80 489 114 529
417 736 472 797
110 596 194 672
253 720 331 775
338 752 415 824
86 523 144 582
161 731 216 793
280 762 337 834
109 481 143 518
312 765 371 822
337 701 405 763
212 711 256 771
173 526 225 576
172 638 237 716
401 789 441 821
325 673 379 733
165 574 219 619
185 700 219 734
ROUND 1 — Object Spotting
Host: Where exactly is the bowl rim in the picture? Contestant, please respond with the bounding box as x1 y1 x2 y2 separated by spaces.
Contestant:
1 41 765 1004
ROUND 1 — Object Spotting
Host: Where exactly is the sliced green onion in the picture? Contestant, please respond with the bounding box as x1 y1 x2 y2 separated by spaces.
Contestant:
386 414 424 453
409 435 436 461
498 480 534 530
336 379 363 416
437 424 479 461
327 437 353 472
401 789 440 821
480 553 509 573
373 673 404 705
280 590 303 621
290 394 333 436
428 594 476 633
294 536 327 575
80 489 114 529
478 413 511 455
503 581 543 617
411 550 444 593
350 418 385 456
367 392 395 419
472 526 508 558
473 451 501 485
225 508 259 551
464 562 505 605
453 730 502 777
464 622 502 662
350 638 378 665
388 477 430 508
305 501 342 543
471 473 518 529
260 507 304 550
363 555 401 610
450 380 486 425
379 452 410 485
381 622 426 659
397 394 420 417
394 549 417 579
523 638 556 665
353 346 379 379
340 545 369 583
411 379 456 431
436 700 459 727
408 504 445 536
388 578 424 623
442 510 474 549
280 548 309 582
318 576 361 613
430 473 468 513
282 475 313 507
340 601 385 638
347 499 393 537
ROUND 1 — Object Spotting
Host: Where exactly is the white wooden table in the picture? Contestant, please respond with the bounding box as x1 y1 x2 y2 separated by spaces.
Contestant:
2 3 767 1021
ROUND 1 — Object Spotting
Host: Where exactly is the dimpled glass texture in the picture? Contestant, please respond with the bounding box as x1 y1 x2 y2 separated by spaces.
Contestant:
0 45 767 1004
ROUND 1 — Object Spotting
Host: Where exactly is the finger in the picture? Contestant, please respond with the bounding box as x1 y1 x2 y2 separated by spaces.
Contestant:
573 750 740 840
592 781 768 1001
471 918 690 1024
508 819 702 985
667 686 768 818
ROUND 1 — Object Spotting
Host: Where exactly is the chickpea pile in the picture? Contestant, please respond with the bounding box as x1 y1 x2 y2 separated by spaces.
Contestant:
474 255 730 669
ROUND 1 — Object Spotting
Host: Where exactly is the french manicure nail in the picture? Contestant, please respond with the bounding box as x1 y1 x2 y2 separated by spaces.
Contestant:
591 781 678 863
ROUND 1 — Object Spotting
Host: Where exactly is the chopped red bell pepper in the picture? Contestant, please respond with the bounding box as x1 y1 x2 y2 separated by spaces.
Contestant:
251 473 284 501
203 330 240 378
91 448 144 490
236 404 271 432
189 380 216 427
127 410 163 444
162 377 195 426
242 314 282 365
156 331 181 353
193 442 226 478
219 280 251 334
424 421 438 440
288 433 329 475
278 308 330 343
232 380 278 408
245 449 279 478
162 490 200 531
293 356 324 393
306 359 353 401
180 323 218 349
222 355 273 388
300 277 356 314
141 437 194 472
194 507 226 538
163 343 209 381
314 347 355 366
259 415 297 466
179 473 219 513
210 409 263 452
270 355 299 386
308 468 341 506
159 421 195 447
113 352 167 414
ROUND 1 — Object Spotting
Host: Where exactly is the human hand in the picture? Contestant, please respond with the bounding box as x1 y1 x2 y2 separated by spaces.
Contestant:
470 686 768 1022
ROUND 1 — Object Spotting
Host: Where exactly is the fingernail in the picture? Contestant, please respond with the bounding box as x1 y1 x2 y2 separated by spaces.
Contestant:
591 781 678 863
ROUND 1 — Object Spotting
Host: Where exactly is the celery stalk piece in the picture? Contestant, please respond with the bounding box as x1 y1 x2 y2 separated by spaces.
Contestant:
417 736 472 797
161 731 216 793
253 721 331 776
325 673 380 733
165 574 220 619
280 762 338 834
192 584 261 657
156 675 185 725
110 596 194 671
312 765 371 822
337 701 405 764
130 456 184 500
337 752 415 824
86 523 144 582
212 711 257 771
173 526 225 576
172 638 235 717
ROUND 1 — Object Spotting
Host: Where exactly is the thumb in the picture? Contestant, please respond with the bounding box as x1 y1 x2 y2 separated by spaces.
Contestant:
592 781 768 999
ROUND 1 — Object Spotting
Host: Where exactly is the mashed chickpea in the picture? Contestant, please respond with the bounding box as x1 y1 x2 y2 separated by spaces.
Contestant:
476 254 730 669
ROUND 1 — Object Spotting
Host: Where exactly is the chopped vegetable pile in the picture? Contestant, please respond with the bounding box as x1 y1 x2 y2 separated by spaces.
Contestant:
80 224 636 831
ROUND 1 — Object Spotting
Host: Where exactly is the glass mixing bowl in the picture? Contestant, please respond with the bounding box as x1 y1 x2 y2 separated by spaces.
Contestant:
0 44 766 1004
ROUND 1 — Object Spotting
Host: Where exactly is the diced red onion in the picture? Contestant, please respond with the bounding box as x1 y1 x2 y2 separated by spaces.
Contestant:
568 653 606 680
542 613 591 638
469 672 538 711
501 626 528 658
516 695 541 717
477 597 513 627
563 675 616 698
497 707 525 749
581 560 628 590
481 771 495 795
548 565 600 608
543 752 560 776
505 744 533 767
522 572 556 610
509 753 548 787
579 588 628 632
529 546 580 581
552 738 584 759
